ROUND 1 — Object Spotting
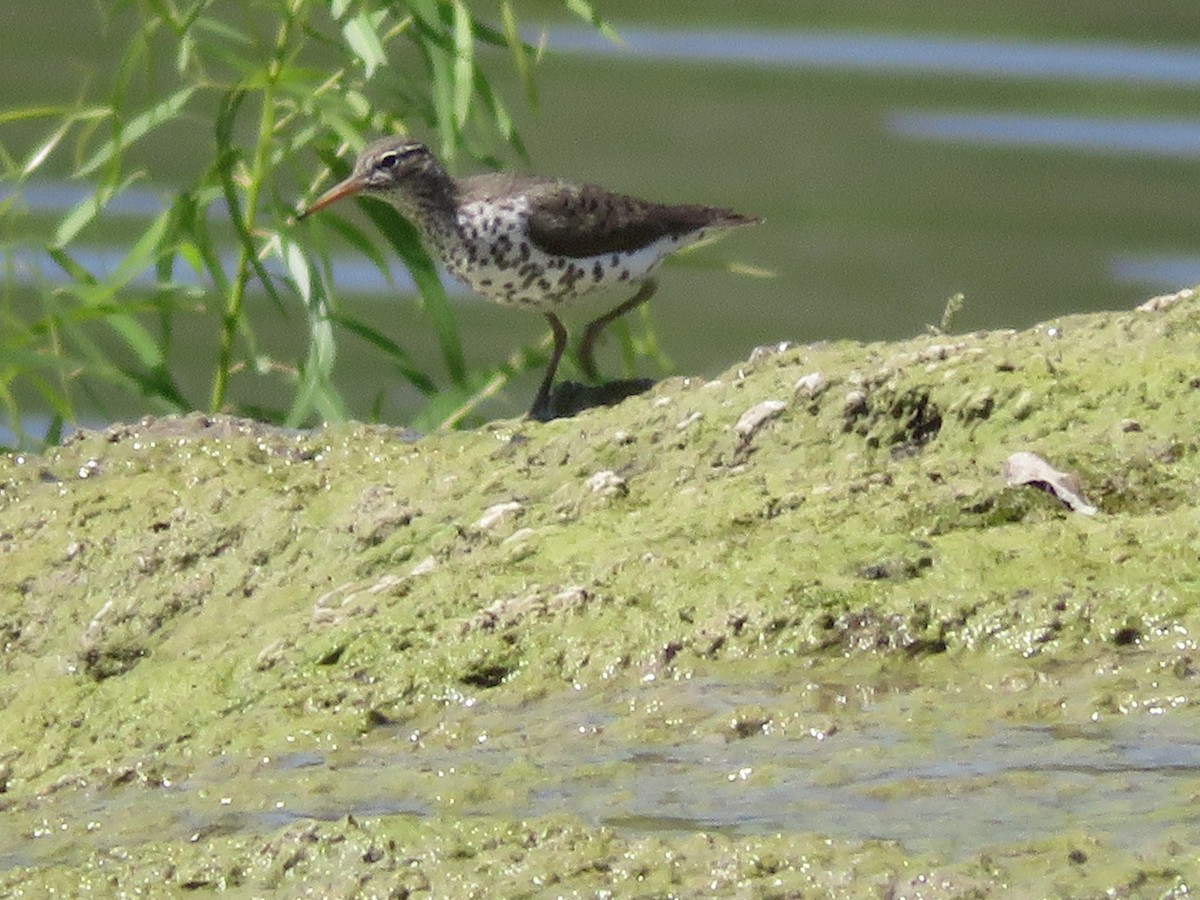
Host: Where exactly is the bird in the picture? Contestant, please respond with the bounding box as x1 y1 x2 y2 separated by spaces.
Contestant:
297 136 761 419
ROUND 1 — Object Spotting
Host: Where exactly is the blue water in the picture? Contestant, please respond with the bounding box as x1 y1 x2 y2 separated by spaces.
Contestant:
538 25 1200 85
889 112 1200 159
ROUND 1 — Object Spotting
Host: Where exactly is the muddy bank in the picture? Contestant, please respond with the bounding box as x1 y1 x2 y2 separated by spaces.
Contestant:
1 292 1199 896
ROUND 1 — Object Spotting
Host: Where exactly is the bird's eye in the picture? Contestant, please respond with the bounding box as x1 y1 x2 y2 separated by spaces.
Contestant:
379 152 399 170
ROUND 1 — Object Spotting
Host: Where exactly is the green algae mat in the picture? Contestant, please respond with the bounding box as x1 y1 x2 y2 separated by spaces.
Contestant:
2 295 1200 897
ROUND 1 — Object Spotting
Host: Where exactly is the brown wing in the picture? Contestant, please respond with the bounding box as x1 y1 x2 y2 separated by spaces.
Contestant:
461 174 758 259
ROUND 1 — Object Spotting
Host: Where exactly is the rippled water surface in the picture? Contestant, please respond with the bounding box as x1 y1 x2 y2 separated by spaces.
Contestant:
5 676 1199 871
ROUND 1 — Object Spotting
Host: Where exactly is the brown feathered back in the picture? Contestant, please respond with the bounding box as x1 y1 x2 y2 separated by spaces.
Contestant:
459 174 759 259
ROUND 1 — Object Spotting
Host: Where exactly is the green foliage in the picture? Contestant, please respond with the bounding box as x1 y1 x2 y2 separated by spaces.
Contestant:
0 0 611 447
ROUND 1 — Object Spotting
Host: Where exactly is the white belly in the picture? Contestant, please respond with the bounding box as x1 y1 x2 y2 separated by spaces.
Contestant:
439 200 703 311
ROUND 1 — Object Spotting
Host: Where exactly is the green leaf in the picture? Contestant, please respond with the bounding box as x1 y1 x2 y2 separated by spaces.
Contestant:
0 105 74 124
450 0 474 130
170 188 231 299
343 10 388 77
283 238 312 304
52 194 104 249
176 31 194 72
500 1 537 111
46 246 96 286
52 172 146 248
104 312 163 374
189 14 252 48
0 343 72 376
361 203 466 387
214 88 285 313
563 0 622 43
22 118 74 176
53 209 174 383
76 86 197 178
115 359 189 411
311 213 394 281
104 209 172 297
288 288 350 427
407 0 458 157
329 312 438 396
474 70 519 149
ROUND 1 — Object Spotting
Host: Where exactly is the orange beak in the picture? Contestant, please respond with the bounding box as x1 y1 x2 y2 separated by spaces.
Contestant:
296 173 368 220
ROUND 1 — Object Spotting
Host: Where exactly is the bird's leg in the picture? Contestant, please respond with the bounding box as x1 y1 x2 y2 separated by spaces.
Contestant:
576 278 658 382
528 312 569 420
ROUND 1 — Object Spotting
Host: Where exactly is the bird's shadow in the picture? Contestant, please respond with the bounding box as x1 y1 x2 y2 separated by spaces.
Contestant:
530 378 657 422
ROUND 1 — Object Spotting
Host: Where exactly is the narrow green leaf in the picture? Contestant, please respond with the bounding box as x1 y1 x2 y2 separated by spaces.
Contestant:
52 194 104 248
34 289 104 370
310 214 394 280
343 10 388 77
0 344 73 374
29 377 76 426
22 119 73 176
42 414 66 447
404 0 441 29
52 172 145 248
171 188 231 299
107 314 165 371
175 0 213 33
412 364 514 431
362 204 466 387
500 1 537 110
76 86 197 178
450 0 474 129
189 15 253 47
406 0 458 155
310 307 336 375
283 239 312 304
429 50 456 156
119 361 189 410
474 71 518 147
329 312 438 395
46 246 96 285
0 105 74 124
176 32 194 72
105 209 172 294
214 88 285 312
288 288 350 427
563 0 622 43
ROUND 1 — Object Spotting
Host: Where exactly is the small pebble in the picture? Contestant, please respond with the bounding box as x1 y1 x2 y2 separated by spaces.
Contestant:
585 470 628 497
794 371 827 400
735 400 787 441
473 500 523 531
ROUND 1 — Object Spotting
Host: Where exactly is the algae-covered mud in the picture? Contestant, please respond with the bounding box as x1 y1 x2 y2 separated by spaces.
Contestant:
2 294 1200 896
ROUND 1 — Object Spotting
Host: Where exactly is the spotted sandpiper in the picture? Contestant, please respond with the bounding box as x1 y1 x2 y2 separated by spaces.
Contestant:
298 136 760 419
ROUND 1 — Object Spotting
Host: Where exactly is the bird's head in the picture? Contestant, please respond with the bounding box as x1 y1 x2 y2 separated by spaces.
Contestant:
297 137 448 219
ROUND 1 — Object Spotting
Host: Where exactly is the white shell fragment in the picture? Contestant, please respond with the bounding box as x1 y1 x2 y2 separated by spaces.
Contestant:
410 556 438 576
473 500 524 531
1002 451 1097 515
585 470 628 496
735 400 787 441
793 371 828 400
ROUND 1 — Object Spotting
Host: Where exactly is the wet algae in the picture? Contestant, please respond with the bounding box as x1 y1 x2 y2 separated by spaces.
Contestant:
1 296 1200 896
